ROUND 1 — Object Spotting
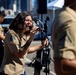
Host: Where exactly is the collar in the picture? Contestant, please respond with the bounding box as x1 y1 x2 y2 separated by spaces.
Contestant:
65 7 76 19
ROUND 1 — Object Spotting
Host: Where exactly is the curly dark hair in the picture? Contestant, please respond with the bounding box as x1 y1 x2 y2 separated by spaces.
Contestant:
9 11 33 33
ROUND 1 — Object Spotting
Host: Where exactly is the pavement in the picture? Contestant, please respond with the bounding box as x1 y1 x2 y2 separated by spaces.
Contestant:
24 40 56 75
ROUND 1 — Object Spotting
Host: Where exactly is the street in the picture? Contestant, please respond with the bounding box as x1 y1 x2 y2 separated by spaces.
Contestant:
24 40 56 75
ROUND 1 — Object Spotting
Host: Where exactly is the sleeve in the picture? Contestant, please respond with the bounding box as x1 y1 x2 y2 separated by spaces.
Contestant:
5 32 20 53
55 21 76 59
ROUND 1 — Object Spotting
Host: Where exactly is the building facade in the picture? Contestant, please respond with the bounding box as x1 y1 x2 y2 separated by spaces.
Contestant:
0 0 33 15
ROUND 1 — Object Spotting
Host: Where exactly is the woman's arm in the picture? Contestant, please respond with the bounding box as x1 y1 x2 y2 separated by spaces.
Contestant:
14 26 42 58
14 38 48 58
28 38 48 53
14 34 35 58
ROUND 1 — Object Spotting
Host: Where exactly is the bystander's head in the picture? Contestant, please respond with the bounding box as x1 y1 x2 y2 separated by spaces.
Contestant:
0 11 5 23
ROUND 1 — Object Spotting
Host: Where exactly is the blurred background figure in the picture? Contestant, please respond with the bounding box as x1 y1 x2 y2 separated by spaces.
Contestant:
0 11 5 67
51 0 76 75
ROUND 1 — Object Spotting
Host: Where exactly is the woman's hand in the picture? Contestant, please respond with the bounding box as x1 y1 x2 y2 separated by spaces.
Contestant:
42 38 49 48
30 26 39 37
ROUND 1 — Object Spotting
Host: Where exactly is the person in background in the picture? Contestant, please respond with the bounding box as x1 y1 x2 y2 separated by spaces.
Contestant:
0 11 48 75
51 0 76 75
33 17 49 75
0 11 5 67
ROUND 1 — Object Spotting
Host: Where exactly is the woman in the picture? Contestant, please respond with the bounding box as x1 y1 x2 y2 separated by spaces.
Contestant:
0 12 48 75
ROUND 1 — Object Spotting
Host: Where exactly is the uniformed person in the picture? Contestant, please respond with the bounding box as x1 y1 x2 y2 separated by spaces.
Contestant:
0 12 48 75
0 11 5 67
51 0 76 75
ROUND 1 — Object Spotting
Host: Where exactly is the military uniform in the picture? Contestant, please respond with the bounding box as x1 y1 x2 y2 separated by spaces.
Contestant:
0 30 29 75
51 7 76 59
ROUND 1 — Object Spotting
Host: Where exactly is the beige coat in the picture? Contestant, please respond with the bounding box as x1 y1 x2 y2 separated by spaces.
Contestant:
51 7 76 59
0 30 29 75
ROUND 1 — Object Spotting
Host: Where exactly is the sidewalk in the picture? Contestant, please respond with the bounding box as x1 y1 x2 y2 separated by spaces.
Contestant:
24 40 56 75
24 58 56 75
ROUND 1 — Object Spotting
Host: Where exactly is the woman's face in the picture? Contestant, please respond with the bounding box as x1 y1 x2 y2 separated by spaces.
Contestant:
24 15 33 32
